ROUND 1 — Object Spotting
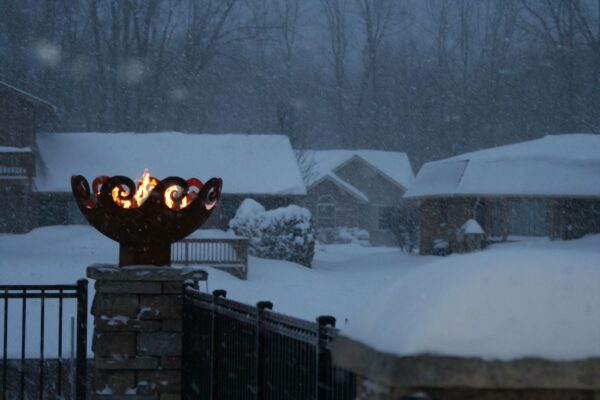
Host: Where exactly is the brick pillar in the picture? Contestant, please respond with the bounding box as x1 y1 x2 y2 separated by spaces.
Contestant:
87 264 207 400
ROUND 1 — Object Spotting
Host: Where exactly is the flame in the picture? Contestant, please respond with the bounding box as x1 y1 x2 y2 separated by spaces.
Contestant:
111 168 158 208
164 186 197 210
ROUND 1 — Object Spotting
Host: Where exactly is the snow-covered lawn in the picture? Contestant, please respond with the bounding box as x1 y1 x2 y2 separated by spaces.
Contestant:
0 225 429 321
0 225 599 361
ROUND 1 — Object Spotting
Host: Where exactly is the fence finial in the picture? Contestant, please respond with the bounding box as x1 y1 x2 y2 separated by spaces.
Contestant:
317 315 336 328
256 301 273 311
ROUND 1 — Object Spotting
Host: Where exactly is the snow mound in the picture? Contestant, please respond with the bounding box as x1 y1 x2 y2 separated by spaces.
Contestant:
342 236 600 361
461 219 485 234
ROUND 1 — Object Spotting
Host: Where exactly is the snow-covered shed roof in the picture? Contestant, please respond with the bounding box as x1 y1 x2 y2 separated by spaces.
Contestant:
34 132 306 195
305 150 414 190
405 134 600 199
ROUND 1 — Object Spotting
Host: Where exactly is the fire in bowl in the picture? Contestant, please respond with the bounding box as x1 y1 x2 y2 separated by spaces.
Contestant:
71 169 222 267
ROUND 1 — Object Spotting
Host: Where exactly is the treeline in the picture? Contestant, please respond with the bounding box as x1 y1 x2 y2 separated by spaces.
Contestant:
1 0 599 166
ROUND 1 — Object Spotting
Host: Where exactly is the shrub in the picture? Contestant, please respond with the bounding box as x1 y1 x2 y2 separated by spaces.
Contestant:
334 227 370 246
229 199 315 267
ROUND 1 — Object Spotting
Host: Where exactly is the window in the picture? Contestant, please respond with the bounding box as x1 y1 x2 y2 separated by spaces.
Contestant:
317 196 336 228
378 206 394 230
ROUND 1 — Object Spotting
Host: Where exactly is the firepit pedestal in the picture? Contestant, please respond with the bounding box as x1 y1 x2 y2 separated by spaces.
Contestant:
87 264 207 399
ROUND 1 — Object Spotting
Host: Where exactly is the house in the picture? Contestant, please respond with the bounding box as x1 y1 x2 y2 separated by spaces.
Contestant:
0 82 56 232
33 132 306 229
404 134 600 255
302 150 414 245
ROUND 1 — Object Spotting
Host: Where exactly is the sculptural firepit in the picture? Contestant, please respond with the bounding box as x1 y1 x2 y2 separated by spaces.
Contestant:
71 169 222 267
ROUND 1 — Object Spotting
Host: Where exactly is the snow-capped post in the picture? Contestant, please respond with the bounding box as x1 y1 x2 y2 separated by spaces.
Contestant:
72 170 222 399
317 315 336 400
210 290 226 400
256 300 273 399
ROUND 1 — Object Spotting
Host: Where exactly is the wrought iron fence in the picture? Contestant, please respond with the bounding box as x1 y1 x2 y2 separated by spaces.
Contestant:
0 280 88 400
182 286 356 400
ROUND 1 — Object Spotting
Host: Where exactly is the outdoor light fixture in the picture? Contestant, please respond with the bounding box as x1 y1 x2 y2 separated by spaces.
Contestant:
71 169 222 267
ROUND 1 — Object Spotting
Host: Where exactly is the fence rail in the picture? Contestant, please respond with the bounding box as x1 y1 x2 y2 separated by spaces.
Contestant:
0 280 88 400
0 166 28 177
182 286 356 400
172 238 249 279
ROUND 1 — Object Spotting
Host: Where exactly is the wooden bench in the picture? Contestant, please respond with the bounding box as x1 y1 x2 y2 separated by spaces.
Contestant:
172 238 249 280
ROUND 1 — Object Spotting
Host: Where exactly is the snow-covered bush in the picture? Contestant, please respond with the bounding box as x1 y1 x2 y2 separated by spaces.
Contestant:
229 199 315 267
335 227 370 246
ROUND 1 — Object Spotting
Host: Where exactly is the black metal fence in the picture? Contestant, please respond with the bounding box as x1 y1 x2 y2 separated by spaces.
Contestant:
182 286 356 400
0 280 88 400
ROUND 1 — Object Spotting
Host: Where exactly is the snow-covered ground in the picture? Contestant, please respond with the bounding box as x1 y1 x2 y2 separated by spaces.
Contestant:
0 225 599 361
0 225 425 357
344 235 600 361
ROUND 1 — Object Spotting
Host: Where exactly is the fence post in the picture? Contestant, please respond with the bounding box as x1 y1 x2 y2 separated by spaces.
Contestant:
317 315 336 400
255 301 273 400
76 279 88 400
211 290 226 400
184 240 190 266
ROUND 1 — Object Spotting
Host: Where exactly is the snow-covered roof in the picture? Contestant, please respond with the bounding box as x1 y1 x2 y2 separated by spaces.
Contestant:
0 81 57 112
306 149 414 190
311 173 369 203
0 146 31 153
461 218 485 234
405 134 600 199
34 132 306 195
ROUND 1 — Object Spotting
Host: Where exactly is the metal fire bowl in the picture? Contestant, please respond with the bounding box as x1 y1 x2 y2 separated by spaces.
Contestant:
71 175 222 267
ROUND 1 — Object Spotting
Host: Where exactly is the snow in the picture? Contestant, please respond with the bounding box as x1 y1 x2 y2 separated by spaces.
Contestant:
314 173 369 202
0 146 31 153
343 235 600 361
461 218 485 234
0 225 421 357
305 150 414 190
1 225 599 361
34 132 306 195
405 134 600 198
187 229 243 240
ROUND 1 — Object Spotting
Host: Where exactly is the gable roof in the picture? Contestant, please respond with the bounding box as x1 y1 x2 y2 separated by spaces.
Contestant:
34 132 306 195
305 150 414 191
310 174 369 203
0 81 57 114
405 134 600 199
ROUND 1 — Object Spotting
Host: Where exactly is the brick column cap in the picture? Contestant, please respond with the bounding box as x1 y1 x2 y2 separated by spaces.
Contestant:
87 264 208 282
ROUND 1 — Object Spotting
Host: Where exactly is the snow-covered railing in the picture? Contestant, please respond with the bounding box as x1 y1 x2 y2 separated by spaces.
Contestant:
172 238 249 279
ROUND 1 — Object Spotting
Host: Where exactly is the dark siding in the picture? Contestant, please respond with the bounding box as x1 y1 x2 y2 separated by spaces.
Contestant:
0 181 31 232
0 94 36 148
304 179 360 229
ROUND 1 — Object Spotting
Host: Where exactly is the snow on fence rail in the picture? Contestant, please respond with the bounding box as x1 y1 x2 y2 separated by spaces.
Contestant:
171 238 249 279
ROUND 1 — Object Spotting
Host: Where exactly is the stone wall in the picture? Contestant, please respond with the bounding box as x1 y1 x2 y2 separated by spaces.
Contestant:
88 264 207 400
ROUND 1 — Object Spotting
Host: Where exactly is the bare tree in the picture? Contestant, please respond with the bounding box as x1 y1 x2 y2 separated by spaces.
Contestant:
320 0 350 144
355 0 394 142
